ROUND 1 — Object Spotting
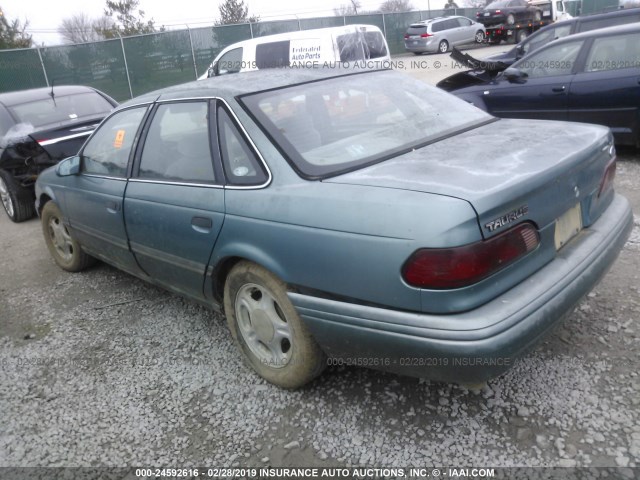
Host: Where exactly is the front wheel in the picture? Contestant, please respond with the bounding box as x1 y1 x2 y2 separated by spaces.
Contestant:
0 170 35 223
41 201 95 272
224 261 326 389
534 10 542 21
516 29 528 43
438 40 449 53
475 30 485 43
506 13 515 25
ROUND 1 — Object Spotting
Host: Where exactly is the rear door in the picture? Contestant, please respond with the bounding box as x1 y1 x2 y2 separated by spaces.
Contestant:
568 31 640 145
124 100 225 301
482 39 584 121
64 106 149 274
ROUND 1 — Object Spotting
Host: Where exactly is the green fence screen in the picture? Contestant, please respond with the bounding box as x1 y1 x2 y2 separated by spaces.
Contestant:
0 4 605 101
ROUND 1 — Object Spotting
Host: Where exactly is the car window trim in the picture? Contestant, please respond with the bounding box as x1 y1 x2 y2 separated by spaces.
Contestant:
125 96 271 190
77 103 152 180
130 99 224 187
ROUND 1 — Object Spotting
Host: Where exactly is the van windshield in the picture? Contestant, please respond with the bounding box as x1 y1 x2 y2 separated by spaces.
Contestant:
241 70 492 178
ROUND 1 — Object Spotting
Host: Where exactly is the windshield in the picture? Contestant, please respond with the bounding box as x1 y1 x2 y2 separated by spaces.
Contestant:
7 92 114 129
486 1 510 8
241 70 492 178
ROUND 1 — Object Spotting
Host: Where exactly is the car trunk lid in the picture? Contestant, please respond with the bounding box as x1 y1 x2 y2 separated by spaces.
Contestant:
324 118 614 239
28 120 100 161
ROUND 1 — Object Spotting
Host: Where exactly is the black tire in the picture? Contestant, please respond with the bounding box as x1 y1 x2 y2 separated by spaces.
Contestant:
0 170 35 223
506 13 515 25
413 52 423 55
516 29 528 43
475 30 485 43
41 201 95 272
534 10 542 21
438 40 449 53
223 261 326 389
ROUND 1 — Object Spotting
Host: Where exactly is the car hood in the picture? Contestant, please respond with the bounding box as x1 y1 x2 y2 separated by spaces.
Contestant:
324 118 613 238
437 48 508 91
449 46 510 72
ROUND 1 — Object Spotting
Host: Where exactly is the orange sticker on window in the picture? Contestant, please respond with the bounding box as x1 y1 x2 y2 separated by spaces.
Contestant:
113 130 126 148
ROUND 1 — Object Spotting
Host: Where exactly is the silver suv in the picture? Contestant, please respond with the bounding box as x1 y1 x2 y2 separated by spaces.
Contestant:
404 16 486 54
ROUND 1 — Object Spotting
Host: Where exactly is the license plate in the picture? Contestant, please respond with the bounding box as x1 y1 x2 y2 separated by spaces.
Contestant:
554 204 582 250
484 12 490 16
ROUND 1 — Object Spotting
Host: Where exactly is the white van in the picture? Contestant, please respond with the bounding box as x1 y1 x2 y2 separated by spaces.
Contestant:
199 24 390 79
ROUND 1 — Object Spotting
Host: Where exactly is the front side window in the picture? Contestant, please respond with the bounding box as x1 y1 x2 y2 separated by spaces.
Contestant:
81 106 147 177
363 32 388 58
138 102 215 184
241 70 492 178
515 40 582 78
585 32 640 72
216 47 243 75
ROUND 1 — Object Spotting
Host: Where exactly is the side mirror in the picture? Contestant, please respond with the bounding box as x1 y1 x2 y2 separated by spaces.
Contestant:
516 44 525 57
504 67 528 84
56 156 80 176
207 66 214 78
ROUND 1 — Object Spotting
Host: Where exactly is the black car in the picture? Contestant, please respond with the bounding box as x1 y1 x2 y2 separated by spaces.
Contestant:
437 23 640 147
477 0 541 26
485 7 640 68
0 86 117 222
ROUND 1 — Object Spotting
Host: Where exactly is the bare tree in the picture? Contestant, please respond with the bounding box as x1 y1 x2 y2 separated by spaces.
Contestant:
0 6 32 49
58 13 107 44
334 0 362 16
379 0 414 12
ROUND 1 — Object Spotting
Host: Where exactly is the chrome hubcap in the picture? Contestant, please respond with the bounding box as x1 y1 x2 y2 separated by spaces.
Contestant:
235 283 292 368
48 216 74 261
0 177 14 218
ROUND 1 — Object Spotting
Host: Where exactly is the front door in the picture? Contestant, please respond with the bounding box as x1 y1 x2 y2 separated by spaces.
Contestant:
64 106 148 274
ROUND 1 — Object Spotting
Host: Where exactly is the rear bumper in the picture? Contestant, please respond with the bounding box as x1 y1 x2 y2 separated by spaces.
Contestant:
289 194 633 383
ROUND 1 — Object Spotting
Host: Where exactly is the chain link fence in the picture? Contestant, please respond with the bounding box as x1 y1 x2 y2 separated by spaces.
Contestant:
0 2 617 102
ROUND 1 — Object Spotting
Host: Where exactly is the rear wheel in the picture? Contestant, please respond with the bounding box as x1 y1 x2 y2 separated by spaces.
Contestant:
41 201 95 272
224 261 326 389
0 170 35 223
438 40 449 53
534 10 542 21
506 13 515 25
475 30 485 43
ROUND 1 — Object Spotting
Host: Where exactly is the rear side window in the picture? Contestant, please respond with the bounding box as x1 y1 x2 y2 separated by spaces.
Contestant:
256 41 290 69
337 33 365 62
585 32 640 72
81 107 147 177
363 31 388 58
138 102 215 184
432 22 444 33
6 92 113 129
577 13 640 33
217 107 267 186
216 47 243 75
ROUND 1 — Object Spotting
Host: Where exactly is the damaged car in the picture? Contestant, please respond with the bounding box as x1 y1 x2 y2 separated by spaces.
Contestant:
0 86 117 222
437 23 640 147
35 67 632 389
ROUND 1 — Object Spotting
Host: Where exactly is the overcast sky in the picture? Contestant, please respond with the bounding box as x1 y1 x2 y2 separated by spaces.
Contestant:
2 0 446 46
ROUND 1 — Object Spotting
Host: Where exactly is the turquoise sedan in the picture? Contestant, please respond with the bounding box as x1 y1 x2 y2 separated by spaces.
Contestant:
35 68 633 389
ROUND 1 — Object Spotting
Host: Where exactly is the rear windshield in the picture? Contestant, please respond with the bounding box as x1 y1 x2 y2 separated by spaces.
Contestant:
407 25 428 35
241 70 492 178
7 92 113 129
486 1 510 8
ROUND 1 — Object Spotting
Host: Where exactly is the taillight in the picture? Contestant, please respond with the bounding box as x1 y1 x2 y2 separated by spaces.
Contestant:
495 9 502 13
402 223 539 289
476 12 481 16
404 33 409 39
598 156 617 198
420 33 433 38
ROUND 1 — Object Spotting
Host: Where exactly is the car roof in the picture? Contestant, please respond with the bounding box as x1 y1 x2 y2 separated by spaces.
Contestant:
550 20 640 43
0 85 97 107
119 66 388 109
580 6 640 20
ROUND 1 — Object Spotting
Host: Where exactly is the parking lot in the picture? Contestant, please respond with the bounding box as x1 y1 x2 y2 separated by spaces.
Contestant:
1 44 639 469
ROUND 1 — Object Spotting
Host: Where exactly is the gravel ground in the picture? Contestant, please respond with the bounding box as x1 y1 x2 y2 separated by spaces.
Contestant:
1 49 639 469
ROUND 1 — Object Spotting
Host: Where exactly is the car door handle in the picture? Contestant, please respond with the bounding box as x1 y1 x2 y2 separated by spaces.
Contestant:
105 201 120 212
552 86 566 93
191 216 213 232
